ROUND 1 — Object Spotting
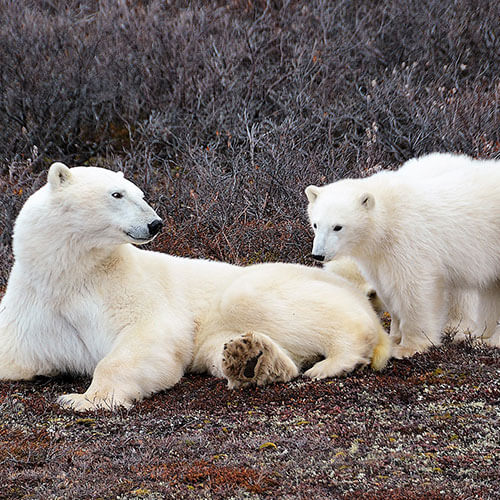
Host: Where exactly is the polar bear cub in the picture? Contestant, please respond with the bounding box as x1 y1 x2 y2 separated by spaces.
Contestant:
191 262 391 388
306 153 500 358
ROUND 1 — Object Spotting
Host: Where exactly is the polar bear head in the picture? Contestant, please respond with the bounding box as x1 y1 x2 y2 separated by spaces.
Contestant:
47 162 163 246
14 162 163 254
305 180 374 262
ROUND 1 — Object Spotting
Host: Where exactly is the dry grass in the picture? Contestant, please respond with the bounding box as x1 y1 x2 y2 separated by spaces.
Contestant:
1 0 499 283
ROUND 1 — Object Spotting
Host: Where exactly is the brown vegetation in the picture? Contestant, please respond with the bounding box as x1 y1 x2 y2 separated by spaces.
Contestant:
0 336 498 498
1 0 499 276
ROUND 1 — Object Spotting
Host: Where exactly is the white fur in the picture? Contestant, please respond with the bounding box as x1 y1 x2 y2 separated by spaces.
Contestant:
191 263 391 387
306 153 500 357
0 163 391 410
0 163 239 410
323 257 385 313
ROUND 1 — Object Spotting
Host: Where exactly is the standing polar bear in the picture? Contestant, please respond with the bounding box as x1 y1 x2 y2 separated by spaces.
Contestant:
0 163 390 411
306 153 500 358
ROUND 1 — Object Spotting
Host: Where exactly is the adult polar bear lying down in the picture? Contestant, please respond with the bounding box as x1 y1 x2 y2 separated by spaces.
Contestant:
0 163 391 411
191 262 390 388
306 153 500 359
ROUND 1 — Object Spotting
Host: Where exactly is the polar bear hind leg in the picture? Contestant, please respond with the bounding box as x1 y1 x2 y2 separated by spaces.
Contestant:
221 331 299 389
371 324 392 370
445 286 500 347
305 322 391 380
304 356 361 380
304 344 371 380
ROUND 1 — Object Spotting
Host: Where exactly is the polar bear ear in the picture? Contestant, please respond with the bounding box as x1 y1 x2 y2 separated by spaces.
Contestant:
48 162 72 189
116 171 124 178
360 193 375 209
305 185 320 203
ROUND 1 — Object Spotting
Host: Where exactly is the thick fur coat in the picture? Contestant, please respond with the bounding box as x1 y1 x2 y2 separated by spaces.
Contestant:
191 262 390 388
306 153 500 358
0 163 390 410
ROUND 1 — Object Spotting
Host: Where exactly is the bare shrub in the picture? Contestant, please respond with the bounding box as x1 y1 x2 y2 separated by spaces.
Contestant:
0 0 499 287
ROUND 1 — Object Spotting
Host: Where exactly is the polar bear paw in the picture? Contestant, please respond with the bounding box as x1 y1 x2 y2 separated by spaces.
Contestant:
304 357 357 380
452 329 483 345
57 392 134 412
391 344 421 359
221 332 298 389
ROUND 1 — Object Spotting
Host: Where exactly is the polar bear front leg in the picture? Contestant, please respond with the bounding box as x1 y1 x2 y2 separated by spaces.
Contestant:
0 327 39 381
58 319 193 412
487 325 500 348
392 284 447 358
475 286 500 343
447 289 478 342
388 314 402 344
221 332 299 389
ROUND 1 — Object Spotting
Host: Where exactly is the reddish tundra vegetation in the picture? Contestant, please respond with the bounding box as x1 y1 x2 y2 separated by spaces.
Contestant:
0 0 499 498
0 336 498 498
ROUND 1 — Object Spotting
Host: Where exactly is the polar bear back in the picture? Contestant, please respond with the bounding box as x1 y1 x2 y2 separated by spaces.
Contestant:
309 156 500 289
195 262 381 368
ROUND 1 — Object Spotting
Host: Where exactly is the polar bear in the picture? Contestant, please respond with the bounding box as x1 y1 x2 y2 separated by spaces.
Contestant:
0 162 391 410
398 152 477 178
398 153 480 339
190 263 391 388
322 257 385 313
306 153 500 358
0 162 244 410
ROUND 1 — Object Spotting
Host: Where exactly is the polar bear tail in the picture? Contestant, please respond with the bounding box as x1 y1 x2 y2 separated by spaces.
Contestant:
370 326 392 371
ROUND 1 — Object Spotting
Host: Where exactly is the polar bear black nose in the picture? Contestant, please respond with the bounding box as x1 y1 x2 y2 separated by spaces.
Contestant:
311 254 325 262
148 219 163 237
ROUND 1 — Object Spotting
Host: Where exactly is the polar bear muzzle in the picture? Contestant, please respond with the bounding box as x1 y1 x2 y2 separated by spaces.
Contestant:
311 254 325 262
148 219 163 237
126 218 163 243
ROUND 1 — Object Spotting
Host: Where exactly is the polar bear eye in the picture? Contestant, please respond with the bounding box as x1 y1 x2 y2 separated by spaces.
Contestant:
313 223 317 229
333 225 343 231
111 192 123 199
